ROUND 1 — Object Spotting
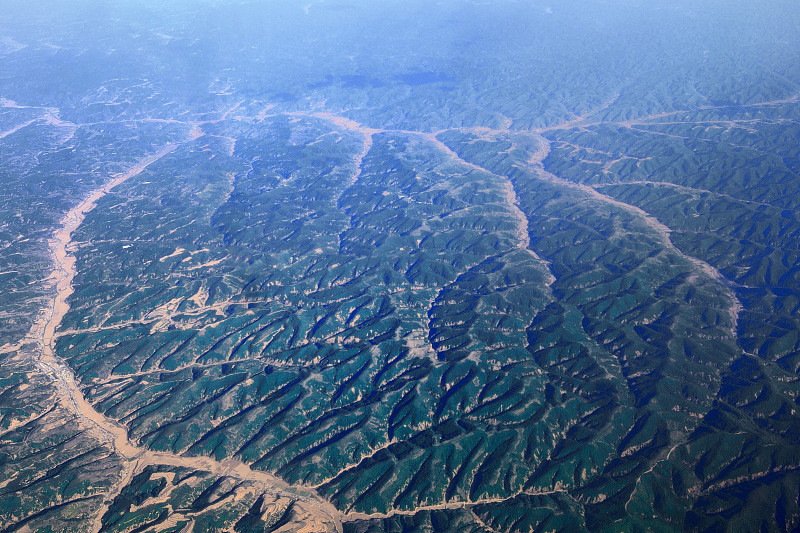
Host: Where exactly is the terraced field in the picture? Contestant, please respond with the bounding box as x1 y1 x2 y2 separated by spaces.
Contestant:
2 1 800 531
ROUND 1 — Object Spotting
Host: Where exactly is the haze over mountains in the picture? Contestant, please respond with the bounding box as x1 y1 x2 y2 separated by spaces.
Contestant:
1 1 800 531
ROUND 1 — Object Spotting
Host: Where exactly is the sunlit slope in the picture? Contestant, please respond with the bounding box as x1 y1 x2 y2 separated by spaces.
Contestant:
1 0 800 531
0 102 193 532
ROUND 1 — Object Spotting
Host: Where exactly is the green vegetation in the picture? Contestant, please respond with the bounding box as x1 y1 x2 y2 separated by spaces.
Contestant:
2 0 800 531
